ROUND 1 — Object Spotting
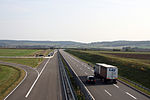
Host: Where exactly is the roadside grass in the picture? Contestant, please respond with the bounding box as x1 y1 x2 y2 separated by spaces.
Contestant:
0 65 25 100
118 77 150 95
65 49 150 94
0 58 43 68
60 54 85 100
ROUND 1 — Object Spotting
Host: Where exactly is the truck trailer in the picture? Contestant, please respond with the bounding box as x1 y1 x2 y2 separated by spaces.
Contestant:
94 63 118 84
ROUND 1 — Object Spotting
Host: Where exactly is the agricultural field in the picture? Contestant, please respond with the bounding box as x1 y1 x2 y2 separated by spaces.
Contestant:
0 65 25 100
95 51 150 60
65 49 150 91
0 49 51 57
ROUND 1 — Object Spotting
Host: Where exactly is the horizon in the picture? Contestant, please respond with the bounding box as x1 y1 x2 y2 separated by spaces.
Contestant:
0 0 150 42
0 39 150 44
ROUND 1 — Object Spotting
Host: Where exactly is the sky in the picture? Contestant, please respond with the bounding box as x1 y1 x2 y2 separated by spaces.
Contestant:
0 0 150 43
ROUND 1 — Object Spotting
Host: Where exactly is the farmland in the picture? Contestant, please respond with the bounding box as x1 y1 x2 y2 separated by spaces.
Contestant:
96 51 150 60
65 49 150 90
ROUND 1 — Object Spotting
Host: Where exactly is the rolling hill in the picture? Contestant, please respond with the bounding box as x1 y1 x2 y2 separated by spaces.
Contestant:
0 40 150 49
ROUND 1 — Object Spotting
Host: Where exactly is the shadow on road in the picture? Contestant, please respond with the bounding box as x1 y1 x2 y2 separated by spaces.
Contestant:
78 75 114 86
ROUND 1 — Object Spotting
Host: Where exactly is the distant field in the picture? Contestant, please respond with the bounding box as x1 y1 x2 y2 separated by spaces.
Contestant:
65 49 150 90
0 65 25 100
0 58 43 68
94 51 150 60
0 49 51 56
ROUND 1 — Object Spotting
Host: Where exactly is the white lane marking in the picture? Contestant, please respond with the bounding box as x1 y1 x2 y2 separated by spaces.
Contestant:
35 69 39 75
61 53 95 100
4 69 28 100
87 67 90 69
125 92 137 99
104 89 112 96
85 72 88 75
25 58 50 98
113 84 119 88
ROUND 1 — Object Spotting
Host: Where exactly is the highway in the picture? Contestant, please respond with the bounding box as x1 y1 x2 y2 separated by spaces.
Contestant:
2 51 62 100
60 50 150 100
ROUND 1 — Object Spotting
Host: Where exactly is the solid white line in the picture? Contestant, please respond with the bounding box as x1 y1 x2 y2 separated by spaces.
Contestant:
104 89 112 96
125 92 137 99
61 52 95 100
113 84 119 88
4 69 28 100
25 58 50 98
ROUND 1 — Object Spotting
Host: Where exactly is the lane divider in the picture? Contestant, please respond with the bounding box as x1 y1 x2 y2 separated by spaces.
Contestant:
25 58 50 98
113 84 119 88
125 92 137 99
61 51 95 100
104 89 112 96
25 51 56 98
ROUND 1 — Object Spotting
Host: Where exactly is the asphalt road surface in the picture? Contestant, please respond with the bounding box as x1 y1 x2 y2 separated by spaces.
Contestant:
2 51 62 100
60 50 150 100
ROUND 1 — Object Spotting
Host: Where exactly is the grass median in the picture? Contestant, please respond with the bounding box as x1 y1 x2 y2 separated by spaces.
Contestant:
0 58 43 68
65 49 150 95
0 64 25 100
0 49 52 57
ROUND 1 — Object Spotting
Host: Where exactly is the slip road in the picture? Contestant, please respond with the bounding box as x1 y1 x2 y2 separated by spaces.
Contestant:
3 51 62 100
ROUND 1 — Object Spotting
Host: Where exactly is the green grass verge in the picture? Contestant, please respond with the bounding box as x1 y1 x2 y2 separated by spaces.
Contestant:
65 49 150 95
0 49 41 56
60 54 85 100
0 58 43 68
118 77 150 95
0 64 25 100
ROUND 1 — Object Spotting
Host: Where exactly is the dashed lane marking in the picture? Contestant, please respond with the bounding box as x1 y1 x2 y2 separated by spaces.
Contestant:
104 89 112 96
125 92 137 99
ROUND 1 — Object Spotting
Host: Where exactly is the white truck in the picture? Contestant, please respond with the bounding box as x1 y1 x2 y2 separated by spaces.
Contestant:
94 63 118 84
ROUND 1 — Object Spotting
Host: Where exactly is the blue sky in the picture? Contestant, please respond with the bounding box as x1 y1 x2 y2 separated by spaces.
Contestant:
0 0 150 42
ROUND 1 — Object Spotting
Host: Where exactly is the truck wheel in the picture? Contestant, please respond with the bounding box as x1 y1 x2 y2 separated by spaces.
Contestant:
113 80 117 84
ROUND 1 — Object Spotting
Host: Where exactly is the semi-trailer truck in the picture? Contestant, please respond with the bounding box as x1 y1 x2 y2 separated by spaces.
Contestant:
94 63 118 84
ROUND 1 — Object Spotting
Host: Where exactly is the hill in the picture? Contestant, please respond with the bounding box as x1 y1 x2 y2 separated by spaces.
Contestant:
0 40 150 49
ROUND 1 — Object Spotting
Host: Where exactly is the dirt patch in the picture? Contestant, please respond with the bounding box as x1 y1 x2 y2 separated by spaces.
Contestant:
102 53 150 60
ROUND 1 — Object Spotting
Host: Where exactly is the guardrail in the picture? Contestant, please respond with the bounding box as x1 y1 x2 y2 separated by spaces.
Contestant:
118 76 150 98
59 51 95 100
58 52 77 100
85 57 150 98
